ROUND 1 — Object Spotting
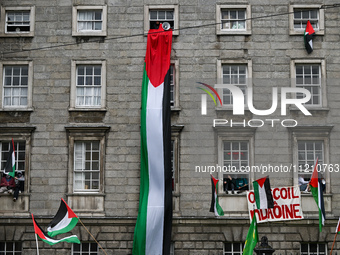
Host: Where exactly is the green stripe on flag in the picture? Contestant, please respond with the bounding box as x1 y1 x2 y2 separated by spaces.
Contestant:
132 67 150 255
215 181 224 216
253 181 260 209
48 217 79 237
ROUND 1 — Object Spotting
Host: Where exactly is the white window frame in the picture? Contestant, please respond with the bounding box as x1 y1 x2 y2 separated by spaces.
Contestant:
224 242 244 255
289 5 324 35
290 59 327 109
170 60 180 110
216 127 256 194
0 61 33 110
72 5 107 37
70 60 106 110
0 6 35 37
73 140 101 192
216 5 251 35
0 126 35 196
217 59 252 109
144 5 179 35
289 126 332 193
301 243 327 255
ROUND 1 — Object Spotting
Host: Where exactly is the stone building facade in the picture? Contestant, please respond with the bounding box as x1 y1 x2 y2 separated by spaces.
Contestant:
1 0 340 254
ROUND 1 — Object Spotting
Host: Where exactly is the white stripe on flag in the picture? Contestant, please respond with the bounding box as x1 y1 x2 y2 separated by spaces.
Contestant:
47 212 72 232
318 182 325 225
146 81 165 255
259 185 267 209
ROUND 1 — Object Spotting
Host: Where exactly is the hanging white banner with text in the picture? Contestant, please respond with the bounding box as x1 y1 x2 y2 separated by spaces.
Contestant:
247 186 304 223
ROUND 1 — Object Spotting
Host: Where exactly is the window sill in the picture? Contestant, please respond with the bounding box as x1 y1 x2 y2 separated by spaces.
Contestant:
68 108 107 112
289 30 324 36
171 107 181 112
72 32 107 37
217 30 251 36
0 33 34 37
289 107 329 115
0 194 30 214
0 108 34 112
66 193 105 213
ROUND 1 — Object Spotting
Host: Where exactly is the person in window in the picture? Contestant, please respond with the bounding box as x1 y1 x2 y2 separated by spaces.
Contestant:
235 177 248 194
13 171 25 202
224 175 235 194
298 176 309 192
0 174 16 194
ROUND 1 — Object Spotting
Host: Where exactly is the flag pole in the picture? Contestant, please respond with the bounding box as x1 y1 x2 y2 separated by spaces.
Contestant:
330 232 338 255
77 218 108 255
35 234 40 255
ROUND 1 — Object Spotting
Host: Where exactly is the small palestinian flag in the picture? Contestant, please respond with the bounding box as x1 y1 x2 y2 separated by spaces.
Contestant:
32 214 80 245
336 217 340 234
253 176 274 210
210 175 224 216
310 159 325 232
47 198 79 237
4 139 15 178
304 20 315 54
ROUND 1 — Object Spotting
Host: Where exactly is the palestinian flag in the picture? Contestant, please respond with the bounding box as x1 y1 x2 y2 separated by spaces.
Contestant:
253 176 274 210
310 159 325 232
4 139 15 178
304 20 315 54
210 175 224 216
242 214 258 255
32 214 80 245
132 25 173 255
336 217 340 234
47 198 78 237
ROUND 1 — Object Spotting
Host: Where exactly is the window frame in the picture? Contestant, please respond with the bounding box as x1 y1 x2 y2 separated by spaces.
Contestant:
290 59 327 109
0 126 35 196
171 125 183 213
289 125 332 193
300 242 327 255
70 60 107 111
0 61 33 111
0 6 35 37
170 60 180 110
0 241 22 255
217 59 252 109
72 242 98 255
66 126 109 194
216 126 256 194
144 5 179 36
72 5 107 37
289 4 324 35
223 242 244 255
216 5 251 35
73 140 101 192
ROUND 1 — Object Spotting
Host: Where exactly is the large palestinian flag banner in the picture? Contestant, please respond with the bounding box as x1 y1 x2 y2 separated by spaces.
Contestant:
132 25 173 255
47 198 79 237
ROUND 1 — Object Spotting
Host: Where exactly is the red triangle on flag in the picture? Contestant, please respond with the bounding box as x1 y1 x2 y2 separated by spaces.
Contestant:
256 176 267 188
305 20 315 35
310 158 319 188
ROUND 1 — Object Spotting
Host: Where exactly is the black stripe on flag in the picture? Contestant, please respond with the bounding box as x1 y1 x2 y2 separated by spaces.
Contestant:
162 68 172 255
